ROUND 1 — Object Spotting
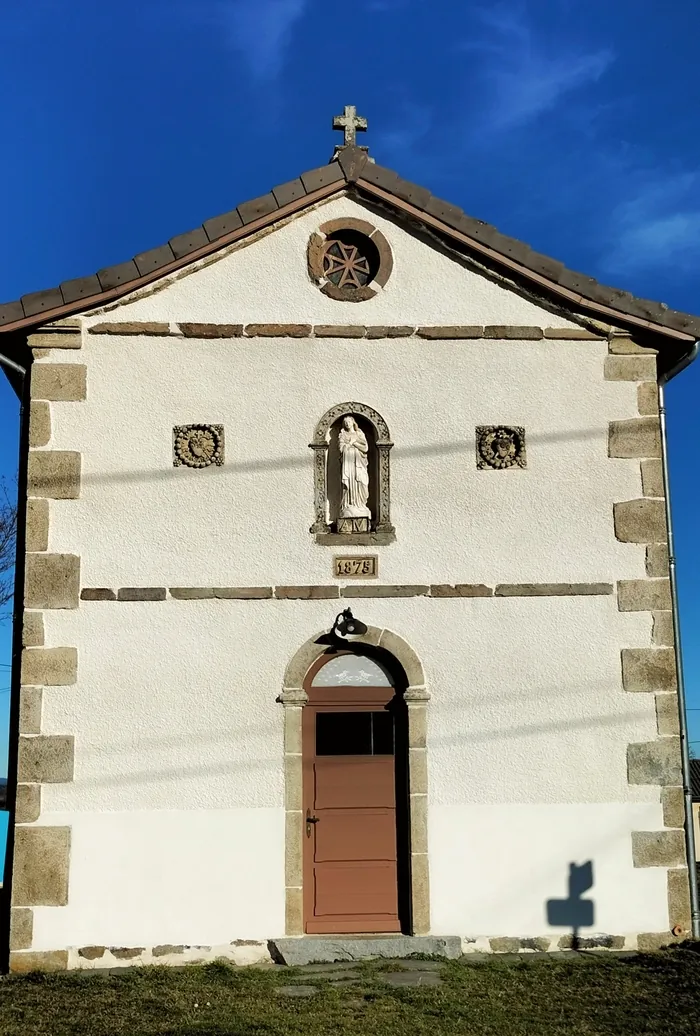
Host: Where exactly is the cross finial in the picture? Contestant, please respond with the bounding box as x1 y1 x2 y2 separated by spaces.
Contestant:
333 105 368 148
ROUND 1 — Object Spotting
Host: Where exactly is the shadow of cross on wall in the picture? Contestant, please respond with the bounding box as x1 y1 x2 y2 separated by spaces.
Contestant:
546 861 595 949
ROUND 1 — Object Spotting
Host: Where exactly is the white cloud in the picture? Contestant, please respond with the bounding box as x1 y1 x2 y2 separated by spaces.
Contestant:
603 173 700 275
463 4 614 131
204 0 309 82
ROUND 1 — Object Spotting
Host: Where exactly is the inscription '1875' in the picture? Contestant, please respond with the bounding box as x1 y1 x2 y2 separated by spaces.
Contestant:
334 555 378 578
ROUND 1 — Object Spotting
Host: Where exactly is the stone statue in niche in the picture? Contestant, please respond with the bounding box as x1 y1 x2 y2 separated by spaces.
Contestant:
338 415 371 533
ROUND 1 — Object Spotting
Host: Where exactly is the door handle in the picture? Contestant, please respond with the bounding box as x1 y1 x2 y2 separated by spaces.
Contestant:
306 809 320 837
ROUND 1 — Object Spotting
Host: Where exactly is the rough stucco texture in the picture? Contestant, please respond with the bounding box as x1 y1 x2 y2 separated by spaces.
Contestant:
40 596 659 945
31 199 663 948
44 346 643 587
82 196 580 328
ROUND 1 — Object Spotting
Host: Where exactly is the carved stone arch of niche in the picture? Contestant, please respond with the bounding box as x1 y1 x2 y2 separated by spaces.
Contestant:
279 626 430 937
309 402 394 536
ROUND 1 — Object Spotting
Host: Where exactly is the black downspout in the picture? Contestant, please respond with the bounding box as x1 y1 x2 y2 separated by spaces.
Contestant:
659 340 700 940
0 349 29 974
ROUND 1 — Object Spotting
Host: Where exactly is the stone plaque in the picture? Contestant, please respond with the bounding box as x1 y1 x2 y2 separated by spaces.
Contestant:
334 555 378 579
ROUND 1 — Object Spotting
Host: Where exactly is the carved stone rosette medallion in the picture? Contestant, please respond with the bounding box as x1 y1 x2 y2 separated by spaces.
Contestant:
173 424 225 468
476 426 526 470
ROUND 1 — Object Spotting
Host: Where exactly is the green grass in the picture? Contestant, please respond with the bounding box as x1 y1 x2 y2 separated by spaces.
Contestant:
2 951 700 1036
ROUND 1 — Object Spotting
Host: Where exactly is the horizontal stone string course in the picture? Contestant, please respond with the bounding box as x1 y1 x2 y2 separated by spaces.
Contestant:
86 322 605 340
79 583 615 601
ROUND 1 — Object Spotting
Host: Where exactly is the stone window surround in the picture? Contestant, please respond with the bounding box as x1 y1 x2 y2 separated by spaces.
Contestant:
310 401 395 544
279 626 429 937
307 218 393 302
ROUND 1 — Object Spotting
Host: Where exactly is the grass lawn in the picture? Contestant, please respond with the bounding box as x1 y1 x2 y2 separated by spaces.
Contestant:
2 951 700 1036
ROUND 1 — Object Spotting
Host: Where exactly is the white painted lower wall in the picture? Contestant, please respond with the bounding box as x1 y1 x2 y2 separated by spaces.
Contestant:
30 808 284 950
429 803 668 937
32 596 666 952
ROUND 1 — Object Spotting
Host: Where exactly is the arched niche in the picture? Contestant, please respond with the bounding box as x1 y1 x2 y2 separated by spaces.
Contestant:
309 402 394 541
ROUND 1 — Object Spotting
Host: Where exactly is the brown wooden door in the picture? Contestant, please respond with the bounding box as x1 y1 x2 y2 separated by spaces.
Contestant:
303 667 400 934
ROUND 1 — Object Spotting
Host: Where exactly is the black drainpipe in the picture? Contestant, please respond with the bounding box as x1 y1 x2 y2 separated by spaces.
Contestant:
0 347 29 974
659 339 700 940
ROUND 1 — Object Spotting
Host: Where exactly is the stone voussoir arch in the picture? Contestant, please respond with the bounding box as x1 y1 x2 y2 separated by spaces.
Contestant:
309 403 394 535
279 625 431 937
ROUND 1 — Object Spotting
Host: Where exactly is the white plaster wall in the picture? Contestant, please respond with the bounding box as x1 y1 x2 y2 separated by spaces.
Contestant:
429 803 667 937
37 596 665 945
42 334 644 587
82 196 579 328
31 809 284 948
29 205 665 948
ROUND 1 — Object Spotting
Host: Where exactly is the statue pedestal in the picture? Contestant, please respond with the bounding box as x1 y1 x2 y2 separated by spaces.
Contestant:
337 517 370 534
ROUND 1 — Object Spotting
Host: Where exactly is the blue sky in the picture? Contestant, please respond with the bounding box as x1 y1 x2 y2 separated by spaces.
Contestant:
1 0 700 785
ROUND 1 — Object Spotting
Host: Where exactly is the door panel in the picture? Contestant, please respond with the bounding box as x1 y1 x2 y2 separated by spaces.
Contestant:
303 700 400 933
315 862 398 915
314 757 395 809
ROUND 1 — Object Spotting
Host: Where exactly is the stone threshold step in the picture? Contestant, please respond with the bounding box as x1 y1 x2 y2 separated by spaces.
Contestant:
269 936 461 966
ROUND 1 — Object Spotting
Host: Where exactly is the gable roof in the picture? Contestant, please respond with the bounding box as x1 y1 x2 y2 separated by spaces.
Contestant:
1 145 698 364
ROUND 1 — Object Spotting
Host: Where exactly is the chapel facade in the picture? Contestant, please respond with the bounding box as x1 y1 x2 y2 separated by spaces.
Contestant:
0 109 698 971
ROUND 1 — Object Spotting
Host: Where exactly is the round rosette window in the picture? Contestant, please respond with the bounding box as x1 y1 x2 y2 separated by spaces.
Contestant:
308 218 393 301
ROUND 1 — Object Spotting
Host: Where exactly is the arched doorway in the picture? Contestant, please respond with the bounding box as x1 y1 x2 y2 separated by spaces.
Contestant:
280 626 430 937
302 650 409 934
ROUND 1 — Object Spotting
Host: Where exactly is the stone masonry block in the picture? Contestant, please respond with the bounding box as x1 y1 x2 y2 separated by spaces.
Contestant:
18 735 74 783
638 383 660 415
617 579 671 612
16 784 41 824
22 612 44 647
10 908 33 951
632 829 685 868
21 647 77 686
25 553 80 609
653 612 675 647
28 332 81 350
628 738 681 786
275 586 339 599
26 498 49 551
647 544 669 577
609 335 654 354
19 687 42 734
621 648 677 693
604 355 657 381
28 451 81 499
31 364 86 401
12 826 71 906
641 459 664 498
29 402 51 448
656 694 680 736
661 787 685 829
668 869 692 931
613 499 666 543
608 418 661 458
10 951 69 973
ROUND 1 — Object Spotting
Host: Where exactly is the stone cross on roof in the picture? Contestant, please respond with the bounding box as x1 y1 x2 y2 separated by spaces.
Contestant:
333 105 368 148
